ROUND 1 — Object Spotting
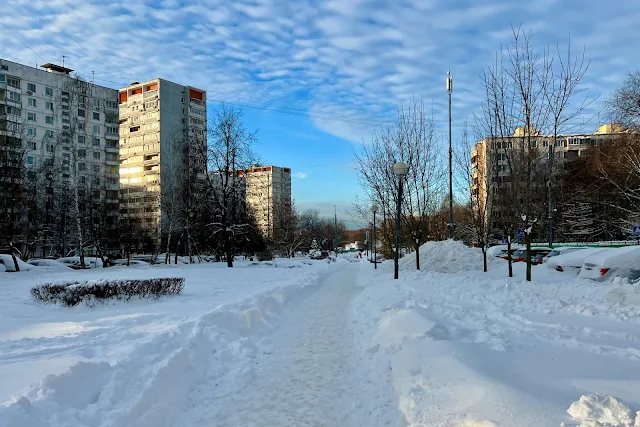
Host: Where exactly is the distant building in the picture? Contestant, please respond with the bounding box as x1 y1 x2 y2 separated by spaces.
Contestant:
239 165 292 238
471 124 625 233
118 79 206 243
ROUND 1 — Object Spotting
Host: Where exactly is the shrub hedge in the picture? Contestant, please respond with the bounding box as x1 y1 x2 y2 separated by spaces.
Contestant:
31 277 185 306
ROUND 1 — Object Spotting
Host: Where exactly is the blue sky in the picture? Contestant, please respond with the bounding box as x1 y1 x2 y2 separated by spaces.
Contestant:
1 0 639 228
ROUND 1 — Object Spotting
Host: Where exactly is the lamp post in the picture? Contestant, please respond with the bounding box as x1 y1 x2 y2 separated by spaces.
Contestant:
393 162 409 279
371 204 378 269
447 70 454 239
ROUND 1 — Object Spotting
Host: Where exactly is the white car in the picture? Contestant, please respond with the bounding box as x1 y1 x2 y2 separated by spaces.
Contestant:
0 254 33 272
547 248 611 275
579 246 640 281
56 256 103 269
27 258 73 270
542 246 586 263
486 245 523 258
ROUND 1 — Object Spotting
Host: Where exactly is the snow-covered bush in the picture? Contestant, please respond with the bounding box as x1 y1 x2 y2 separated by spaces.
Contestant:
30 278 185 306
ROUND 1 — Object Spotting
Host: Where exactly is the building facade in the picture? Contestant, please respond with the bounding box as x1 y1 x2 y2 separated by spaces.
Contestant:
118 79 206 245
471 124 624 236
240 165 292 238
0 58 120 257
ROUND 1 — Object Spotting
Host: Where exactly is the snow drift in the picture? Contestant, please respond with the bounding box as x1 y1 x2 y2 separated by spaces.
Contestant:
399 239 501 273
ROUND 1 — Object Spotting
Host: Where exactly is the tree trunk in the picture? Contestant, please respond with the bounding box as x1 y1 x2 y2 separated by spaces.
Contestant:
525 233 532 282
482 246 488 272
415 243 420 270
226 248 234 267
506 229 513 278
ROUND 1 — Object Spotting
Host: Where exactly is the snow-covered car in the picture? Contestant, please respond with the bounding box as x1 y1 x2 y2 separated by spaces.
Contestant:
542 246 586 263
27 258 73 270
546 248 611 274
56 256 103 269
0 254 33 272
511 247 552 263
487 245 522 258
113 259 150 267
579 246 640 281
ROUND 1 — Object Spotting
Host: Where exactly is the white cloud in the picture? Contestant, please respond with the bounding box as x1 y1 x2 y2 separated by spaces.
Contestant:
293 172 308 179
0 0 637 147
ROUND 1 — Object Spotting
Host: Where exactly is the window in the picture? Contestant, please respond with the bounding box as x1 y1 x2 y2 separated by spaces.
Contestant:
93 151 101 160
92 137 100 146
7 91 21 102
29 141 37 150
78 148 86 158
78 122 85 131
0 74 4 82
7 77 20 88
27 112 36 122
93 164 100 173
27 127 36 137
145 101 156 109
78 162 86 171
62 91 69 97
46 143 54 152
78 136 86 144
79 176 86 184
27 83 36 92
45 157 54 165
569 138 581 146
28 98 36 107
45 130 54 138
93 124 101 135
46 115 54 125
106 100 118 109
45 102 53 111
106 126 118 135
93 112 100 120
27 156 35 165
5 105 21 115
45 87 53 97
78 108 85 117
62 104 69 111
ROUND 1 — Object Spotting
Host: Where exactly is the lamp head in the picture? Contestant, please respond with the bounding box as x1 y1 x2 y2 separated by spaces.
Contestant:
393 162 409 178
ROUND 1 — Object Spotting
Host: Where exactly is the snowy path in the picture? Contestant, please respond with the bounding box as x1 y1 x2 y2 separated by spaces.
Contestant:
176 262 399 427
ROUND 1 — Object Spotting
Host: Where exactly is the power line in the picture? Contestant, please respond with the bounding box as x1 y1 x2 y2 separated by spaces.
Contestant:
0 20 45 63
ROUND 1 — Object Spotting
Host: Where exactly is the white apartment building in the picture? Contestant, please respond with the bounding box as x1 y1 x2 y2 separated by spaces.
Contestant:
239 165 292 238
118 79 206 242
0 58 120 256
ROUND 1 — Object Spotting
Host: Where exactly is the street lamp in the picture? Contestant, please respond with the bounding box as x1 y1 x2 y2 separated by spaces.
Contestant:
371 204 378 269
393 161 409 279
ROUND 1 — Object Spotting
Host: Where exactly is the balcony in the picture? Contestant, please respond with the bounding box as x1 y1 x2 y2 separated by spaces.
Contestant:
105 132 119 140
143 90 158 99
190 98 205 107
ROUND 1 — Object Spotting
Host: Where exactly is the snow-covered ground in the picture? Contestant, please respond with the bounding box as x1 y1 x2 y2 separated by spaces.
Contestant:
0 258 338 426
354 240 640 426
2 242 640 426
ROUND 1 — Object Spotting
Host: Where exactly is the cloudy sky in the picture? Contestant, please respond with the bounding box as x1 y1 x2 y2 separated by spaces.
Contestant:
1 0 638 227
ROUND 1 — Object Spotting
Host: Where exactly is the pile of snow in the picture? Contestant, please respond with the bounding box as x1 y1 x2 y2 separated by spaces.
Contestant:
567 394 640 426
399 239 500 273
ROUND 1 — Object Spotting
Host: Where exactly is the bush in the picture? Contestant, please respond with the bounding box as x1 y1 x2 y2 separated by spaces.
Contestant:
257 250 274 261
31 277 185 307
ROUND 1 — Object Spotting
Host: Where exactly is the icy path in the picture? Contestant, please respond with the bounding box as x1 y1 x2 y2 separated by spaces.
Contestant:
176 262 399 427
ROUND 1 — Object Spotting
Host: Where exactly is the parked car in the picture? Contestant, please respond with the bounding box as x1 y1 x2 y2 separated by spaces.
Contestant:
487 245 523 259
542 247 586 263
56 256 103 269
113 259 150 267
579 246 640 281
0 254 33 272
27 258 73 270
546 248 611 274
510 247 553 263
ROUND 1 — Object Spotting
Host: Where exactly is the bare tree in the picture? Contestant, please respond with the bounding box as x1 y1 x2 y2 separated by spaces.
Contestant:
354 98 442 269
199 105 258 267
606 70 640 131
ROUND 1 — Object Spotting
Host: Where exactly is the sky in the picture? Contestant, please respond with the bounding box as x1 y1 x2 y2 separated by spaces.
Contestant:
1 0 639 228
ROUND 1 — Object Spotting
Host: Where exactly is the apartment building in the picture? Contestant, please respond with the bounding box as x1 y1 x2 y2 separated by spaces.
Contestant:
0 58 120 255
471 124 624 233
239 165 292 238
118 79 206 242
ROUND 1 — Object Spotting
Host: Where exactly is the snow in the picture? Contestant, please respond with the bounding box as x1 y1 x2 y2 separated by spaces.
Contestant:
546 247 612 273
355 241 640 426
579 246 640 281
2 240 640 427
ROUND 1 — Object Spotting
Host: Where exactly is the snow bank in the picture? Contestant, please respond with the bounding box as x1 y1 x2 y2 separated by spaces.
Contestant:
399 239 500 273
567 394 640 426
355 241 640 425
0 259 336 426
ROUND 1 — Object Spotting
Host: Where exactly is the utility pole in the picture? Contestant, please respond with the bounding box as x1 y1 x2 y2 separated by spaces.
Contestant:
447 70 454 239
547 143 554 247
